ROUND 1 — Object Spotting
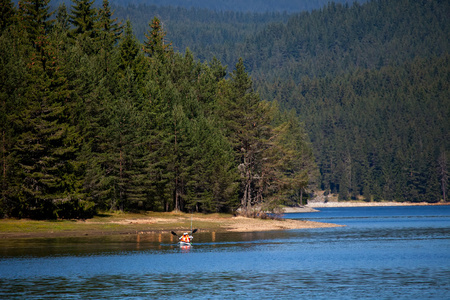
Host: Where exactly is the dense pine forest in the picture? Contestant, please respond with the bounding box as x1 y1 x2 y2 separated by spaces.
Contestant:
111 0 449 204
38 0 368 13
247 0 450 202
1 0 449 219
1 0 317 219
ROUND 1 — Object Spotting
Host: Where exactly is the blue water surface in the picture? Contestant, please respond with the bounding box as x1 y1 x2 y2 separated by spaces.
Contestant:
1 206 449 299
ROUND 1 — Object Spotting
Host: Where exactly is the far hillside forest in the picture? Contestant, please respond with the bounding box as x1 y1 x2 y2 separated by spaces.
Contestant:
1 0 448 219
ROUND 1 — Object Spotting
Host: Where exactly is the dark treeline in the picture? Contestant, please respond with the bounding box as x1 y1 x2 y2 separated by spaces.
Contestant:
44 0 367 13
1 0 316 219
112 0 368 13
110 0 450 203
112 4 291 63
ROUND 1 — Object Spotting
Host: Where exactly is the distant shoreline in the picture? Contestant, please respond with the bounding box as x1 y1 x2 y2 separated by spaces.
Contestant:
306 201 449 208
282 202 448 213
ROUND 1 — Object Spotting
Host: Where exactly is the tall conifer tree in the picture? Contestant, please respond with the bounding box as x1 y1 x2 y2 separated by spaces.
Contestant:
96 0 122 47
143 17 172 63
0 0 16 32
12 26 89 218
219 58 273 215
18 0 54 44
69 0 96 37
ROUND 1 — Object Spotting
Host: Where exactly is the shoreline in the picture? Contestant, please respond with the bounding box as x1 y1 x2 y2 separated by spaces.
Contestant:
0 212 342 239
280 202 449 213
306 201 449 208
3 203 445 239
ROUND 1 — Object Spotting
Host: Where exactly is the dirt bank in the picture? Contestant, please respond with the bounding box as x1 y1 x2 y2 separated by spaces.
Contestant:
0 212 341 239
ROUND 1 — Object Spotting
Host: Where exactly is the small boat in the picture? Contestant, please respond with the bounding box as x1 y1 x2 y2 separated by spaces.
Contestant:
178 241 192 247
171 230 197 247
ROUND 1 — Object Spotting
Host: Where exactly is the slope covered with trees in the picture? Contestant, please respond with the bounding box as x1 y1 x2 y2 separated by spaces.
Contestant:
264 57 449 202
113 0 449 203
245 0 449 80
1 0 316 219
44 0 367 13
3 0 449 220
249 0 450 203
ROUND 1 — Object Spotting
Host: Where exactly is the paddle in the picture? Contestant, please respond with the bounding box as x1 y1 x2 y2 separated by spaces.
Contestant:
171 229 198 238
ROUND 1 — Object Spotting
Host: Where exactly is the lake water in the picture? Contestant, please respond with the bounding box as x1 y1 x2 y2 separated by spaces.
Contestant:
1 206 449 299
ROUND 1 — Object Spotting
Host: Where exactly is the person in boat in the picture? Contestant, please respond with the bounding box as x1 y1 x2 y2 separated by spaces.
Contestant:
180 232 193 243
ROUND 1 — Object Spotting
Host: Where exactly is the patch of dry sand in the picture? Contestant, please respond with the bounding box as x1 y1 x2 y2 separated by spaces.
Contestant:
212 216 342 232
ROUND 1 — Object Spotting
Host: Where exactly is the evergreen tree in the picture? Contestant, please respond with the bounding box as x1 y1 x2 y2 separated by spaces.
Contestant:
219 58 273 215
96 0 122 49
55 3 70 32
273 109 318 206
117 20 143 72
0 0 16 32
184 116 238 212
18 0 54 45
69 0 97 37
0 14 31 217
96 0 122 74
12 28 90 218
143 17 173 63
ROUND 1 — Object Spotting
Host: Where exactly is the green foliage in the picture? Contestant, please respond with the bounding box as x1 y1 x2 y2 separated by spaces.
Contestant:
0 0 16 32
69 0 96 36
143 17 172 63
112 0 448 203
96 0 122 47
111 0 364 13
0 18 31 217
283 57 450 202
2 1 316 218
9 0 446 220
18 0 54 44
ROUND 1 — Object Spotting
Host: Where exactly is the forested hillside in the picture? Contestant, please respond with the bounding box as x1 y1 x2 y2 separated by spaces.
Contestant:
244 0 449 80
248 0 450 202
45 0 367 13
262 56 449 201
2 0 449 221
1 0 316 219
109 0 449 203
112 5 290 63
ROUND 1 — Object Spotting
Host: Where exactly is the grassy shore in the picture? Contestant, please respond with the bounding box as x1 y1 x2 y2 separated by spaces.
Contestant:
0 211 341 239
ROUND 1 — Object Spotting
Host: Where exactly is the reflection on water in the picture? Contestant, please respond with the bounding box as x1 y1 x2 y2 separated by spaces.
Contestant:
1 206 449 299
